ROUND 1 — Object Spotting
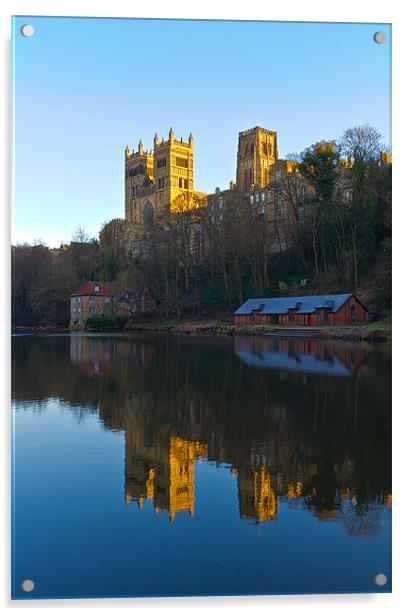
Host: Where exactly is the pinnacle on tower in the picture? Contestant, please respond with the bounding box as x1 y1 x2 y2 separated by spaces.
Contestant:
154 133 159 147
125 145 130 159
189 132 193 147
138 139 143 155
169 127 174 143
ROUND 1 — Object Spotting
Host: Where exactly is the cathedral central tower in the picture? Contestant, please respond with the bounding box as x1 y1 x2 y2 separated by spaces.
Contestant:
236 126 278 192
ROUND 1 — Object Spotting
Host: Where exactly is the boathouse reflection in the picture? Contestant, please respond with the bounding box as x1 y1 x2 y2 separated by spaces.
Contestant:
12 333 391 531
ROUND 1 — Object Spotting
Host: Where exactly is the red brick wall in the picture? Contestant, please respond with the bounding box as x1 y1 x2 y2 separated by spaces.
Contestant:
235 296 368 326
235 314 272 325
332 296 368 325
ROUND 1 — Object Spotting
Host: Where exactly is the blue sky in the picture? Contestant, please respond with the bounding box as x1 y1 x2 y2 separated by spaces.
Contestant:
12 17 391 247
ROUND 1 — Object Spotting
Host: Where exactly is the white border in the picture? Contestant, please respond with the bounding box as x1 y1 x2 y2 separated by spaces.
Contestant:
1 1 407 613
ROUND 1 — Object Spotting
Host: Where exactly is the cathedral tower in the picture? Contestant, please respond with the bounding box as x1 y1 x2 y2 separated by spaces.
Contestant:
124 142 154 222
153 128 194 216
125 129 196 225
236 126 278 193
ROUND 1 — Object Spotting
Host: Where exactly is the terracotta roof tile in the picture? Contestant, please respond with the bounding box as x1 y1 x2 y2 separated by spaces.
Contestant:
71 281 116 297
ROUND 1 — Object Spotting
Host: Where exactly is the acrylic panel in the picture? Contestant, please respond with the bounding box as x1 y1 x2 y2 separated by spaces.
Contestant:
11 16 392 599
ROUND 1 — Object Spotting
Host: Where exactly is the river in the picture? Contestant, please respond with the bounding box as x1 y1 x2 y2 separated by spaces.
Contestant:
11 332 391 598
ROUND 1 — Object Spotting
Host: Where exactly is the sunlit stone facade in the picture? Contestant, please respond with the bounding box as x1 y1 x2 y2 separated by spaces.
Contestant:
125 129 207 226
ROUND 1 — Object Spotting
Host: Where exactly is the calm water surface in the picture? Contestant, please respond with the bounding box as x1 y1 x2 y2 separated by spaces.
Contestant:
12 333 391 598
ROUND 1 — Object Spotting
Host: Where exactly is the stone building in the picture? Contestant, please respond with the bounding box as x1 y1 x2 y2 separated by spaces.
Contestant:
125 128 207 227
70 281 116 329
236 126 278 192
120 125 392 263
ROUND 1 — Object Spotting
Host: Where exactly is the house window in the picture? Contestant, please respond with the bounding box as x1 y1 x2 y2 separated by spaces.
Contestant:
94 286 99 292
261 192 265 202
104 297 111 303
250 195 254 204
89 306 96 313
350 304 356 322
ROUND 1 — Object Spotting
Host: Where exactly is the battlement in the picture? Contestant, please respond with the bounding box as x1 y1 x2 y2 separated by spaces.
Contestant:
154 128 194 150
125 142 153 162
239 126 277 137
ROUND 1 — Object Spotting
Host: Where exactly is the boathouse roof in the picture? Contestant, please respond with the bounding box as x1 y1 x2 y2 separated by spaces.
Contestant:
234 294 359 316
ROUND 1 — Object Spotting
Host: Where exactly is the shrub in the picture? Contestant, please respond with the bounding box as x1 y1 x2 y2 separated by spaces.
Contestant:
85 315 128 331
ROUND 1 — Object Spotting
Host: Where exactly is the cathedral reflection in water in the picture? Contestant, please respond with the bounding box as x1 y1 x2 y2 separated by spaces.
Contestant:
13 333 391 534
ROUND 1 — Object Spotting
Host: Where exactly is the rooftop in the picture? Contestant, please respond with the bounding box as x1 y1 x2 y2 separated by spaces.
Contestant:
71 281 116 297
234 294 357 315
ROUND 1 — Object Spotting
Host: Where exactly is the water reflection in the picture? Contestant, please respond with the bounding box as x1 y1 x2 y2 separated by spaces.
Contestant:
12 333 391 532
235 336 368 375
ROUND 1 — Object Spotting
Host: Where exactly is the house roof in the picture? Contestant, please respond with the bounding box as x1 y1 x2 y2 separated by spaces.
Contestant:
234 293 358 316
71 281 116 297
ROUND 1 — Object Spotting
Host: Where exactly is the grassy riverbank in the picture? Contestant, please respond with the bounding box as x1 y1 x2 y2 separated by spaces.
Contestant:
12 318 391 342
125 318 391 342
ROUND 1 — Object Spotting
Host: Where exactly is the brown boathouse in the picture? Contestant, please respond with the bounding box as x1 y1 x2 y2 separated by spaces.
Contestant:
234 294 369 326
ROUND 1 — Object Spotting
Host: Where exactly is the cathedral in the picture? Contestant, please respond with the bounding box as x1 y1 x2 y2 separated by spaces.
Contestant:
124 125 281 226
123 125 391 260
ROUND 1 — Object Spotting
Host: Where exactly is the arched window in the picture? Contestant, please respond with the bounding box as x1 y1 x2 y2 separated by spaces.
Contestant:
143 201 154 225
245 169 250 191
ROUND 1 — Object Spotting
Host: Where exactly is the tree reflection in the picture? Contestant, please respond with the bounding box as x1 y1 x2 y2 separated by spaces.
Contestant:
12 333 391 533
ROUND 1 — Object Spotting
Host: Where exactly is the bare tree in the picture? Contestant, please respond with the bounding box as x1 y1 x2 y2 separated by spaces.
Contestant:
71 226 91 243
339 125 383 163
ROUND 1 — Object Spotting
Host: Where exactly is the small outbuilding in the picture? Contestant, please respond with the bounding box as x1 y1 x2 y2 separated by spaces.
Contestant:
234 293 369 326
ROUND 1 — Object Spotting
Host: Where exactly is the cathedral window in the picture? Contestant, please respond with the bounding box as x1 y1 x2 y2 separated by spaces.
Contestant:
176 157 188 168
157 157 167 168
143 201 154 225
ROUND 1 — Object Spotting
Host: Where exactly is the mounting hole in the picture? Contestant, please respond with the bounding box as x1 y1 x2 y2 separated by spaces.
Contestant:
373 31 386 44
20 24 35 38
374 573 388 586
21 579 34 592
